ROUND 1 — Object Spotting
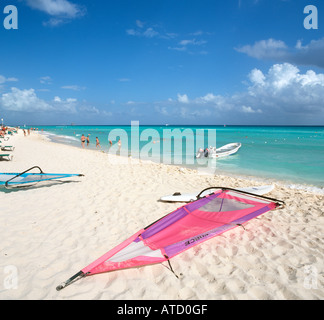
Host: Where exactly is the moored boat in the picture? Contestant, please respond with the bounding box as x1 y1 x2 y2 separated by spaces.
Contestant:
196 142 241 158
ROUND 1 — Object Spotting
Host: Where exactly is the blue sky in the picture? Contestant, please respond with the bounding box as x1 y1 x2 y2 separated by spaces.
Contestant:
0 0 323 125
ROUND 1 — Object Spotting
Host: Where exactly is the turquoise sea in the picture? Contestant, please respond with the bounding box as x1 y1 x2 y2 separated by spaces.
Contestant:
33 125 324 189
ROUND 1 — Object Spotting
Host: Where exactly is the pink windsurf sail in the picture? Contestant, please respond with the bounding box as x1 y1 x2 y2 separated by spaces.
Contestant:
56 187 284 291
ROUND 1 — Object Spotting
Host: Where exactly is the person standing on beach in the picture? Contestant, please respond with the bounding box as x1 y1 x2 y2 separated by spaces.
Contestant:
86 134 90 147
81 134 86 148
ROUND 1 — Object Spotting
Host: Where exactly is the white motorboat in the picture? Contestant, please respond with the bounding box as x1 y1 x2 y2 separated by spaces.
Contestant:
196 142 241 158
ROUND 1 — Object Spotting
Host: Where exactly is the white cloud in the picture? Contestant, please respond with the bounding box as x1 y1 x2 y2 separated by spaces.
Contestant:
236 37 324 69
126 29 137 36
196 93 223 104
0 87 79 113
136 20 144 28
199 93 217 102
169 38 208 54
177 93 189 103
154 63 324 123
179 39 207 46
242 105 262 113
190 31 204 36
26 0 83 17
1 87 52 112
168 45 187 52
243 63 324 117
236 38 288 60
52 96 78 113
26 0 86 26
61 85 86 91
0 75 18 84
126 27 159 38
143 27 159 38
248 69 265 86
249 63 324 91
3 64 323 124
154 105 168 116
127 21 209 55
266 63 300 90
6 77 18 82
40 76 52 84
290 38 324 68
0 75 7 84
126 21 178 40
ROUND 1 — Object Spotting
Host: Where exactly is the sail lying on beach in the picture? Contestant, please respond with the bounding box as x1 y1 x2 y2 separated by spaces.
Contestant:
56 187 284 291
0 166 84 188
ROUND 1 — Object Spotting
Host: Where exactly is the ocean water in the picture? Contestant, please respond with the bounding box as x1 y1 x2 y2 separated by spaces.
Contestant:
33 125 324 189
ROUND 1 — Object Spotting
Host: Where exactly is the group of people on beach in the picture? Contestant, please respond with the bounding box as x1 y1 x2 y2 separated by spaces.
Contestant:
81 134 101 149
80 134 119 150
1 125 19 137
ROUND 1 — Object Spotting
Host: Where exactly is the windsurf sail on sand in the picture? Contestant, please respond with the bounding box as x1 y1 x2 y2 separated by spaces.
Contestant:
0 166 84 189
56 187 285 291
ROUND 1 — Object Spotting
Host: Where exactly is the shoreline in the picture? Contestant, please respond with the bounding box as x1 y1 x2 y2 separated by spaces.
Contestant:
0 130 323 299
40 129 324 195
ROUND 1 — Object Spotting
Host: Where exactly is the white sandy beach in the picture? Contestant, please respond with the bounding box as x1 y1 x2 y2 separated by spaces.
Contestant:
0 130 323 300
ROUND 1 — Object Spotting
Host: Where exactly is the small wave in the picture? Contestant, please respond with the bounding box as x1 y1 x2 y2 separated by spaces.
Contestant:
40 131 79 143
284 183 324 195
207 168 324 194
58 135 79 142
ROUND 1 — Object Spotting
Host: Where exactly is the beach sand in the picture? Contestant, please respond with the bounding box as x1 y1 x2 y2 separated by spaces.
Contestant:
0 130 323 300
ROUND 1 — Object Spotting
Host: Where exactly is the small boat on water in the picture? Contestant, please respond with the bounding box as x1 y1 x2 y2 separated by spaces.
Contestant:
196 142 241 158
